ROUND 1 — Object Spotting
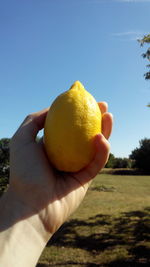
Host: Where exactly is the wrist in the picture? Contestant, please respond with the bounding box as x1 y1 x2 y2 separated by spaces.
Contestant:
0 189 51 266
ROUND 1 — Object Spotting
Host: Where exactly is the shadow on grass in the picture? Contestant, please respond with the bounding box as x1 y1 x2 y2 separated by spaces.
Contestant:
38 263 150 267
40 207 150 266
37 262 100 267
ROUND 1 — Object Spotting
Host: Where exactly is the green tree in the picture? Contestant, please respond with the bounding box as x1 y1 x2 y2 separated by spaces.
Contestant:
113 157 131 169
105 154 132 169
105 153 115 168
0 138 10 166
138 34 150 107
130 138 150 173
0 138 10 195
138 34 150 80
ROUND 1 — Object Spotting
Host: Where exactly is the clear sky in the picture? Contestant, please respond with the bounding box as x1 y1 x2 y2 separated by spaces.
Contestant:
0 0 150 158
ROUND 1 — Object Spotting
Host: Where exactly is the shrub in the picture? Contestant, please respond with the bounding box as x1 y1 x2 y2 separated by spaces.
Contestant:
130 138 150 172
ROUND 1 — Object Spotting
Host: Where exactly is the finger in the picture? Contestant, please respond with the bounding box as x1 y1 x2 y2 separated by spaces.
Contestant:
37 136 45 150
37 136 44 144
102 112 113 140
98 102 108 114
73 134 110 185
23 107 49 129
12 108 49 144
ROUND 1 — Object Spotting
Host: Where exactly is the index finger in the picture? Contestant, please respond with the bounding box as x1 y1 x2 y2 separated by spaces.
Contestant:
98 102 108 114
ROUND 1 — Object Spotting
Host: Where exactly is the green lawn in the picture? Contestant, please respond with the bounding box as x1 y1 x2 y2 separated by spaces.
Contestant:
37 174 150 267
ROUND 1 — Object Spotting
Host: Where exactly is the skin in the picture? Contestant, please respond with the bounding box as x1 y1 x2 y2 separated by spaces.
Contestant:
0 102 113 266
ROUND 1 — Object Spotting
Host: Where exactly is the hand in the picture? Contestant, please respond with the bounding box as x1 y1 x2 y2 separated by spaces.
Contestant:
9 102 113 238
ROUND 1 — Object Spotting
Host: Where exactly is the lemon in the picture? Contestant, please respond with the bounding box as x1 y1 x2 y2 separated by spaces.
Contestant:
44 81 101 172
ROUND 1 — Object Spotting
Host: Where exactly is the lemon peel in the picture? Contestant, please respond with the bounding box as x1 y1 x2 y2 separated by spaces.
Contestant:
44 81 101 172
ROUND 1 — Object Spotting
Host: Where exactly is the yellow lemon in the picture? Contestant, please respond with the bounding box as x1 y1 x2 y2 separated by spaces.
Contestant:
44 81 101 172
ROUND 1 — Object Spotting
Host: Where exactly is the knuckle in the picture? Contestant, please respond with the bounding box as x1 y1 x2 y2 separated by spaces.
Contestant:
25 114 34 122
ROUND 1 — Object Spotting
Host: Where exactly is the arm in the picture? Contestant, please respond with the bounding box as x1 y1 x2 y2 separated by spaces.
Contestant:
0 190 48 267
0 103 113 267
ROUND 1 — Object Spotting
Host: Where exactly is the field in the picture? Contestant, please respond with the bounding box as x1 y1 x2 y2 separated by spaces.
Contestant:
37 173 150 267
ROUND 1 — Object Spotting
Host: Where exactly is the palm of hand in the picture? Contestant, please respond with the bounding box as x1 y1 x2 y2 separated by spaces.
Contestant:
9 103 112 234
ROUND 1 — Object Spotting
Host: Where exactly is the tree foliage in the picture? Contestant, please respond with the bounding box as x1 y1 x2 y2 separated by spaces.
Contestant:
105 153 132 169
0 138 10 195
113 157 132 169
0 138 10 166
130 138 150 173
138 34 150 46
105 153 115 168
138 34 150 80
138 34 150 107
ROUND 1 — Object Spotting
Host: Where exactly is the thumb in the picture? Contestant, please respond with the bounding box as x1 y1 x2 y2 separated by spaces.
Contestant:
11 108 49 145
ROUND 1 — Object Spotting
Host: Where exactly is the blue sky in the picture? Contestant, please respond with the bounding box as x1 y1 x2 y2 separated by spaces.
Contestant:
0 0 150 158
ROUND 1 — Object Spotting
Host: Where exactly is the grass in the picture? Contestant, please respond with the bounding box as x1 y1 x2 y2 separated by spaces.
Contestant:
37 174 150 267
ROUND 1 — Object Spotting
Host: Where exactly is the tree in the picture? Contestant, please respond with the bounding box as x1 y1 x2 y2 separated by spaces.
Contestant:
0 138 10 166
105 153 132 169
138 34 150 107
113 157 132 169
138 34 150 80
130 138 150 173
105 153 115 168
0 138 10 195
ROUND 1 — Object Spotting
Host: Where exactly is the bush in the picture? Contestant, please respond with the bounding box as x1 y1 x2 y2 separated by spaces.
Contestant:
113 157 132 169
105 153 115 168
130 138 150 172
105 153 132 169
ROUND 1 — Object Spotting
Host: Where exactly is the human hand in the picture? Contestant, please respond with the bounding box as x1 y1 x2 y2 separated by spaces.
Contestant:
9 102 113 239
